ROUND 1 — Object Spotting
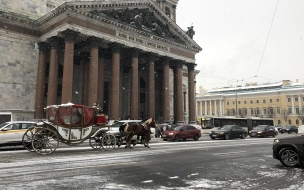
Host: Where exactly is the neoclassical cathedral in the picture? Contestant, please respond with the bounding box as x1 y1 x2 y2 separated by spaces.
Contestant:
0 0 201 124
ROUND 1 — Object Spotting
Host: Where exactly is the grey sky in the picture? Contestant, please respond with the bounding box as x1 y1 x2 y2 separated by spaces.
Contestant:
176 0 304 90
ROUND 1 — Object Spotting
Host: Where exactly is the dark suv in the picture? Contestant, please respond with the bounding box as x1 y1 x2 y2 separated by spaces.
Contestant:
209 125 247 140
279 125 298 134
273 135 304 167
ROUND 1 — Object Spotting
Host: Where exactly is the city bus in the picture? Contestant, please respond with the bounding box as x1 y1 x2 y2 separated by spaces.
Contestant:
200 116 274 132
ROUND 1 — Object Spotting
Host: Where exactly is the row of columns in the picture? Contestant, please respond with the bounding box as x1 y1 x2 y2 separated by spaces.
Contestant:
289 95 303 114
34 29 196 124
196 100 225 116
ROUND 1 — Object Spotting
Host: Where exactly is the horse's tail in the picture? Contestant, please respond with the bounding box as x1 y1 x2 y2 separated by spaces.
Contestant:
119 123 127 133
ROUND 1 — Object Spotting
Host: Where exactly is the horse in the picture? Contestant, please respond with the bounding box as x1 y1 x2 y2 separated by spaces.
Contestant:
119 118 156 149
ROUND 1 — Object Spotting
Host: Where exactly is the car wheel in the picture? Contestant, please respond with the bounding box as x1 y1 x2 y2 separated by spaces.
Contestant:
241 133 246 139
163 139 167 141
211 137 215 139
155 131 161 138
193 134 199 141
224 134 230 140
279 147 299 167
174 135 180 142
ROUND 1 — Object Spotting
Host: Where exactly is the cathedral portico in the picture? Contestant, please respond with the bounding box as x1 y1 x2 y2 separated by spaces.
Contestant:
0 0 201 124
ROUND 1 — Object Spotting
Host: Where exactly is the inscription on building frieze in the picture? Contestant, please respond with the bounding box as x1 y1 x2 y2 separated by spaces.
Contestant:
118 32 168 52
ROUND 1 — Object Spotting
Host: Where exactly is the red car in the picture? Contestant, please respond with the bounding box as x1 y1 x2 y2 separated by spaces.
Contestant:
161 125 201 141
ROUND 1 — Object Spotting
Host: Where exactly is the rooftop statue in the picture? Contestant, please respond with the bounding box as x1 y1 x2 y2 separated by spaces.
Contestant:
186 25 195 39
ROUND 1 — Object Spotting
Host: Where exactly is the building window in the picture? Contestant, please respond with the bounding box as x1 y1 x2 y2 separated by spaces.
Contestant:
270 99 272 103
288 98 291 102
244 109 247 115
276 98 279 102
296 119 299 125
278 120 281 124
227 102 229 105
263 108 266 115
250 100 253 104
238 109 241 115
256 100 259 104
296 107 299 114
288 107 292 114
270 108 274 115
288 119 292 125
250 109 254 115
295 97 298 102
238 101 241 104
233 101 235 105
232 109 236 115
227 110 230 116
256 108 260 115
276 108 280 114
263 99 266 103
303 97 304 102
244 100 247 104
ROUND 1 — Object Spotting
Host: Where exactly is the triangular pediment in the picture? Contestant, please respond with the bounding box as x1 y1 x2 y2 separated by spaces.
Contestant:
44 0 202 53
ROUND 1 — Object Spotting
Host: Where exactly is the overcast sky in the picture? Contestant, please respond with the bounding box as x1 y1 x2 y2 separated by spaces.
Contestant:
176 0 304 91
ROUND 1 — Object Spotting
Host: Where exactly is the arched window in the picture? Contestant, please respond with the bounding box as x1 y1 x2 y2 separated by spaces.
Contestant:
278 120 281 124
288 119 292 125
296 119 299 125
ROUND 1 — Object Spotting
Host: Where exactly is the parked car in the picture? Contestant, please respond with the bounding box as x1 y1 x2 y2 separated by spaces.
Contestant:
249 125 277 138
0 121 36 147
161 125 201 141
273 136 304 167
209 125 247 140
285 125 298 134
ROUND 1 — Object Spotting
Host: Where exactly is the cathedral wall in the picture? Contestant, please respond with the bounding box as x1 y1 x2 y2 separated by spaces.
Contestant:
0 31 38 120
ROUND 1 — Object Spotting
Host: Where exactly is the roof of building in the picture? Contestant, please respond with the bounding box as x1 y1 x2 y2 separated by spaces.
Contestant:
199 80 304 96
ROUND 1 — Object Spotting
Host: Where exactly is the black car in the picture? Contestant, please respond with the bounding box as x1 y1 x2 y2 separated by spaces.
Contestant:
285 125 298 134
273 135 304 167
209 125 247 140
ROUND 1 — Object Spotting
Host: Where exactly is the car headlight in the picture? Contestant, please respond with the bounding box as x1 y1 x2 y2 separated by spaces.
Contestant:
169 133 174 135
219 132 224 135
249 131 251 133
273 139 280 145
257 131 262 133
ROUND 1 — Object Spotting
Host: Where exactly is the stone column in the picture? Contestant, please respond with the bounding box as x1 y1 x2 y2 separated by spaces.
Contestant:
82 61 89 105
60 29 79 104
147 53 156 118
200 101 203 116
98 54 105 110
210 100 212 115
205 101 207 115
172 5 177 22
187 63 196 124
220 100 223 116
130 48 139 119
87 37 100 107
162 57 170 123
291 95 295 114
214 100 217 116
299 95 302 113
173 61 184 124
34 42 48 119
46 36 61 106
110 43 121 120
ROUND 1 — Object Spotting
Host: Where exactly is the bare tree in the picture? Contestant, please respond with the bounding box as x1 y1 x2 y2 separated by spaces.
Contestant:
265 107 274 118
297 112 304 125
281 109 290 125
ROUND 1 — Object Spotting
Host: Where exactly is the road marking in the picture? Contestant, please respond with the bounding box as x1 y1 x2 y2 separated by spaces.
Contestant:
169 176 179 179
213 151 247 155
141 180 153 183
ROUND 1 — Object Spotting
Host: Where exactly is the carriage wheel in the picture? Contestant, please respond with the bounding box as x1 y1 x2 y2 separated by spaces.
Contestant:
101 134 116 151
22 126 36 151
89 136 102 149
32 127 59 155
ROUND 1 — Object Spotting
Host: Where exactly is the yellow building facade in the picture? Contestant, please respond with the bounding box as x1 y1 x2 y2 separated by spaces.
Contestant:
196 80 304 126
